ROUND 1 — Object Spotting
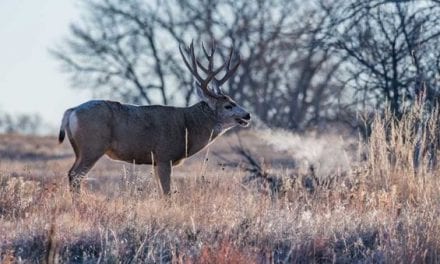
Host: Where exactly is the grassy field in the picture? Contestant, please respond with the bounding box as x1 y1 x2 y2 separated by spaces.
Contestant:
1 105 440 263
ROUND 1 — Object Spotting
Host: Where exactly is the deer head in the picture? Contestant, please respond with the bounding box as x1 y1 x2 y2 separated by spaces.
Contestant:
179 41 251 129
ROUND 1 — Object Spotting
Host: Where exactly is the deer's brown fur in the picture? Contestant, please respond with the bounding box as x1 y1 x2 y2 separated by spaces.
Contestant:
59 42 250 195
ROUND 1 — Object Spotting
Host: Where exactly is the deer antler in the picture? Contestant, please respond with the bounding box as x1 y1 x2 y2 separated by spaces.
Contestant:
217 48 240 85
196 42 241 87
179 41 226 98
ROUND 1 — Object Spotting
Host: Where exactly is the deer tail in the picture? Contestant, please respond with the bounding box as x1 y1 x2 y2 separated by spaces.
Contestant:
58 109 73 143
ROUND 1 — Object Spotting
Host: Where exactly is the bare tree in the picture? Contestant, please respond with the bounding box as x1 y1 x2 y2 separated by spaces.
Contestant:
0 112 43 135
53 0 343 130
325 0 440 115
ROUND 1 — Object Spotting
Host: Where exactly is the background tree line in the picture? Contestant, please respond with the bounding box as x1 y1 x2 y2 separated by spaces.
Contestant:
53 0 440 131
0 111 42 135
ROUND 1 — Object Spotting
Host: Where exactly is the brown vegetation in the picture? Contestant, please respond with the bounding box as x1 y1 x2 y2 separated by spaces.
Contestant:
0 105 440 263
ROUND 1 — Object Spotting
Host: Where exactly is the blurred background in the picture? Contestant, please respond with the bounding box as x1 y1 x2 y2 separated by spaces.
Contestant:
0 0 88 134
1 0 440 135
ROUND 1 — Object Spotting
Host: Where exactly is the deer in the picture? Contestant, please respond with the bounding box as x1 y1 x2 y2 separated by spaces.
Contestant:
58 42 251 195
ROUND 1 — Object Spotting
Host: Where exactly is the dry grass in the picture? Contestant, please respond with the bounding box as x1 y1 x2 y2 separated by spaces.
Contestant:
1 104 440 263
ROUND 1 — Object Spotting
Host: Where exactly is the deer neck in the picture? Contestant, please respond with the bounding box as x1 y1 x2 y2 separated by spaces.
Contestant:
184 102 223 156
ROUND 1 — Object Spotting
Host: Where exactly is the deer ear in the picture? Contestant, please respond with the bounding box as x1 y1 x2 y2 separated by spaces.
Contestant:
195 82 216 110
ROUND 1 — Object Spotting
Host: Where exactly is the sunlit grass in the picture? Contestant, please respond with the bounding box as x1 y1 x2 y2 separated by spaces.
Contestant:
1 103 440 263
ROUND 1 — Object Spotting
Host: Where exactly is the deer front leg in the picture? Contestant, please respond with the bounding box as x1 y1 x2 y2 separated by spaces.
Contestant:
154 161 172 195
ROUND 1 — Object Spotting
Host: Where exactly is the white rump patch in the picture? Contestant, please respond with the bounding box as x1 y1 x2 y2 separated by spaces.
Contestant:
69 112 80 135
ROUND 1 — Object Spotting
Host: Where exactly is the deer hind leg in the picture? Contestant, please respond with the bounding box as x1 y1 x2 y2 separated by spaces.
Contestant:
154 161 172 196
67 137 107 193
68 154 102 193
68 154 103 193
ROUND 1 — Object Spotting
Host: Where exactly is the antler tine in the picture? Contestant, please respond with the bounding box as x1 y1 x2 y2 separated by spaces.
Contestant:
189 41 199 75
209 42 216 70
179 41 225 98
226 48 233 69
203 41 215 71
201 42 211 59
200 62 226 98
204 61 226 85
211 42 215 57
197 42 210 73
217 48 241 85
179 43 203 85
198 42 216 73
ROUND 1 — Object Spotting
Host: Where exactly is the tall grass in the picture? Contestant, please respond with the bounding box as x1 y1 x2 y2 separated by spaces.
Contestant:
365 102 440 203
0 102 440 263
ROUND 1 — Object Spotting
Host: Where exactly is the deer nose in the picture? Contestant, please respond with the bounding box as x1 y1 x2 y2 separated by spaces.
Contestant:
243 113 251 120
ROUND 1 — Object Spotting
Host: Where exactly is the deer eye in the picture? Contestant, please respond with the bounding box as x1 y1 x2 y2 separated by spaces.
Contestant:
224 105 233 110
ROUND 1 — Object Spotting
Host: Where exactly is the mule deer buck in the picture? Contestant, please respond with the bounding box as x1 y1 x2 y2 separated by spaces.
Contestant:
58 42 251 195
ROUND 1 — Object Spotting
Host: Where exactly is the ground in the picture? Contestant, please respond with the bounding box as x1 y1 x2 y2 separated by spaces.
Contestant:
0 113 439 263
